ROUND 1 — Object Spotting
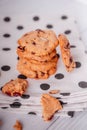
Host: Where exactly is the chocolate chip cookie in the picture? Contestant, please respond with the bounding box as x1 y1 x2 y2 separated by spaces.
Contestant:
58 34 76 72
17 47 57 62
18 29 59 56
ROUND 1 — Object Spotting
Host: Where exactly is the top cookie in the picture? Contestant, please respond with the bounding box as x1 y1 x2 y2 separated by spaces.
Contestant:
18 29 59 56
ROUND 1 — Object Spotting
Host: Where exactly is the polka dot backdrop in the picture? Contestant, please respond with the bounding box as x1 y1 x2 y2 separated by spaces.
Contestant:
0 14 87 117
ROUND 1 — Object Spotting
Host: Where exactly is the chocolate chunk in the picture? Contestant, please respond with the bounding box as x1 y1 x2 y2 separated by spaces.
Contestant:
32 42 36 45
23 33 28 37
31 52 35 55
18 46 25 52
36 29 44 33
69 57 73 63
41 72 45 76
64 42 70 49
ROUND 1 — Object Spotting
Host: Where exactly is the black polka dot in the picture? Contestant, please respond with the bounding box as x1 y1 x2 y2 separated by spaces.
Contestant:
70 45 76 48
78 81 87 88
33 16 40 21
18 74 27 79
2 47 11 51
64 30 71 35
10 102 21 108
85 50 87 54
3 33 11 38
3 17 11 22
79 37 82 41
75 61 81 68
60 92 70 96
1 107 8 109
28 112 36 115
21 94 30 99
17 25 24 30
46 24 53 29
55 73 64 79
1 65 10 71
40 83 50 90
67 111 74 117
74 20 77 24
61 15 68 20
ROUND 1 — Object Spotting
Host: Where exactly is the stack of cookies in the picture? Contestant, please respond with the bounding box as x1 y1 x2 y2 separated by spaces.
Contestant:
17 29 59 79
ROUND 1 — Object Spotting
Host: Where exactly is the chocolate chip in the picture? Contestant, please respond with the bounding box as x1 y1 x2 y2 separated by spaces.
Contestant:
64 42 70 49
18 46 25 52
24 33 28 37
41 72 45 76
35 71 38 78
36 29 44 33
69 57 73 63
32 42 36 45
31 52 35 55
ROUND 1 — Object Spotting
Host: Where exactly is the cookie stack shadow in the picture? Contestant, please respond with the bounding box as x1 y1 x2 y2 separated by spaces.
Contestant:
17 29 59 79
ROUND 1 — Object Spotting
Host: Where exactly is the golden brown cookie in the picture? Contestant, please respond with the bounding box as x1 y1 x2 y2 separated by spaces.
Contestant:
17 47 57 62
17 63 57 79
2 78 28 96
17 55 58 73
41 94 62 121
58 34 76 72
18 29 59 56
13 120 22 130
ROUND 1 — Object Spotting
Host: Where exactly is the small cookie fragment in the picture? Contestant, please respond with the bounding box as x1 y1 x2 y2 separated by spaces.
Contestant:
58 34 76 72
2 78 28 96
13 120 22 130
41 94 62 121
49 89 60 94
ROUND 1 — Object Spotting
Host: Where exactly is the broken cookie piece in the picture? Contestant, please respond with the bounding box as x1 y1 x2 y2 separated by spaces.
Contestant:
58 34 76 72
49 89 60 94
14 120 22 130
2 78 28 96
41 94 62 121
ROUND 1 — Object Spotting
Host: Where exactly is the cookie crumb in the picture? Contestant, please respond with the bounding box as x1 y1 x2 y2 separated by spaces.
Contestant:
41 94 62 121
49 89 60 94
13 120 22 130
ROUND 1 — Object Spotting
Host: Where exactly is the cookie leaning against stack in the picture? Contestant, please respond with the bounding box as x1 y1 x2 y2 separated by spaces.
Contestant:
17 29 59 79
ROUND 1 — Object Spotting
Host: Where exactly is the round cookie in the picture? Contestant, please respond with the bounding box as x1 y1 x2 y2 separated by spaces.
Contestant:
17 63 57 79
18 29 59 56
17 55 58 72
17 47 57 62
